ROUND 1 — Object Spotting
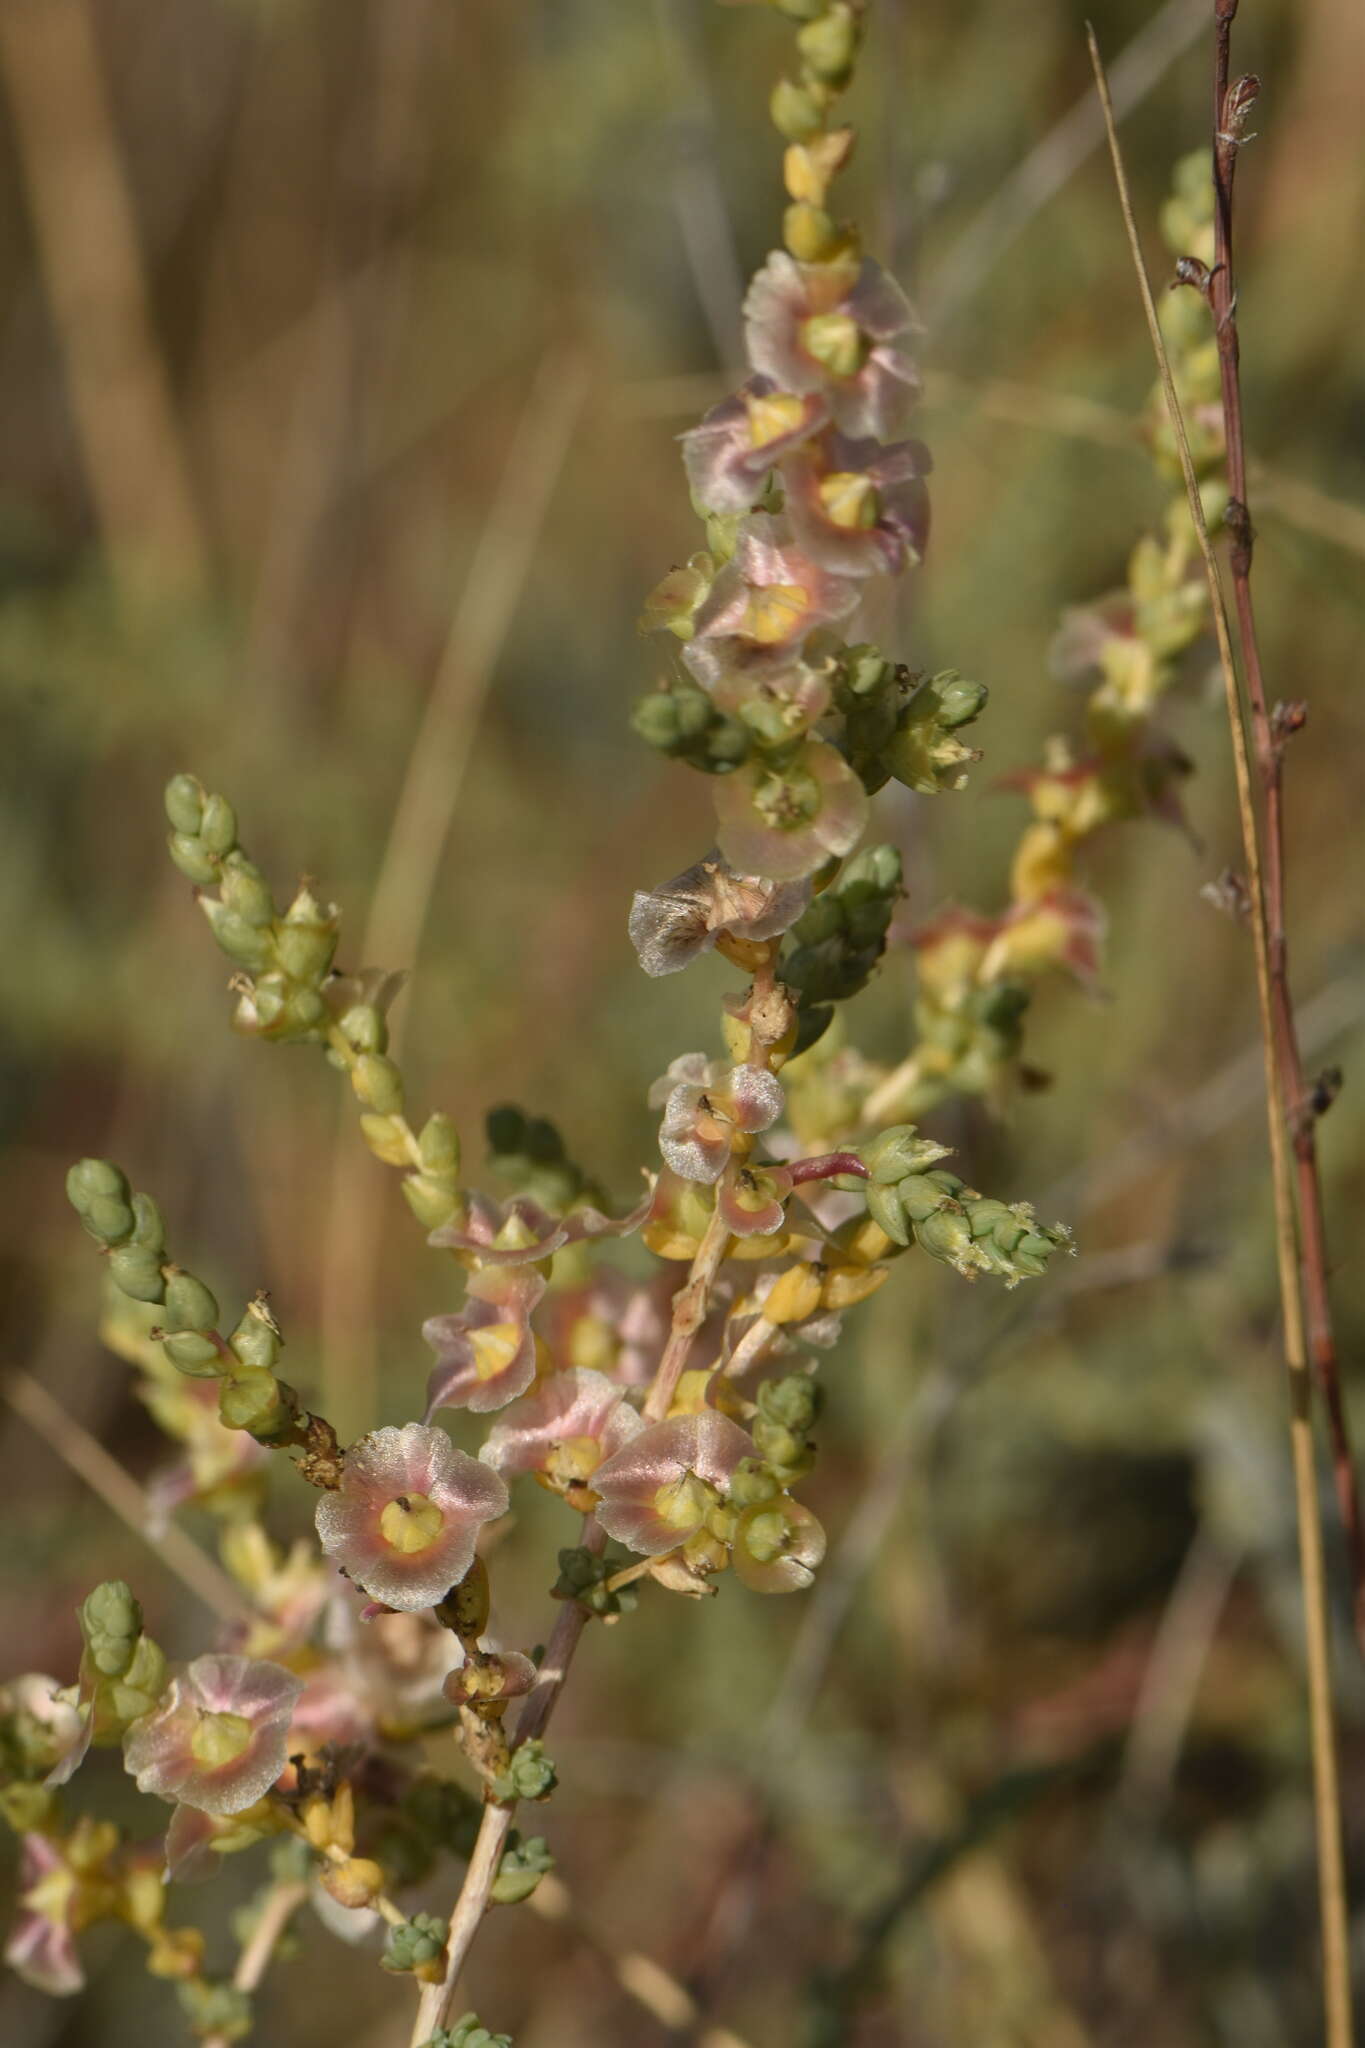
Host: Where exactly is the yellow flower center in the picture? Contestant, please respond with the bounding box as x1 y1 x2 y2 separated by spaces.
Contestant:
745 583 809 645
653 1470 714 1532
379 1492 446 1554
818 471 879 531
746 390 806 449
468 1321 522 1383
545 1436 602 1487
189 1710 253 1769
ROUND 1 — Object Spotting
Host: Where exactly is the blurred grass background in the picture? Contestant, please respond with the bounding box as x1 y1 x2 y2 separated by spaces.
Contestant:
1 0 1363 2042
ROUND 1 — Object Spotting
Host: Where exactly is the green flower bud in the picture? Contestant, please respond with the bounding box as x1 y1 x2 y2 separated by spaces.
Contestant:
82 1195 136 1245
353 1053 405 1116
338 1003 388 1054
425 2015 513 2048
752 1416 808 1471
797 3 860 83
862 1125 951 1185
162 1331 225 1378
163 1272 220 1334
864 1178 909 1245
896 1173 952 1223
913 1205 981 1272
218 858 275 929
491 1739 557 1806
108 1244 167 1303
757 1374 822 1433
129 1191 166 1251
104 1632 169 1723
167 832 220 885
490 1833 553 1907
552 1546 636 1618
381 1913 448 1975
198 793 238 858
418 1113 461 1176
228 1299 283 1374
66 1158 128 1210
771 75 824 141
729 1457 782 1508
273 922 337 986
402 1175 463 1231
282 988 326 1032
843 842 902 894
79 1580 142 1677
198 897 275 971
164 774 205 836
219 1370 290 1438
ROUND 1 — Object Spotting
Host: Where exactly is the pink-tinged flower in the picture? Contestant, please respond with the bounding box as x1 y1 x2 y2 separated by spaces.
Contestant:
430 1191 650 1269
708 657 832 742
682 377 829 516
442 1648 537 1708
1048 593 1137 689
651 1055 784 1184
717 1162 794 1238
4 1834 83 1995
479 1368 643 1494
286 1667 373 1755
744 251 921 439
909 904 1000 1001
164 1801 221 1882
782 431 931 578
980 888 1107 991
629 853 810 978
122 1654 303 1817
423 1267 544 1418
682 515 859 694
316 1424 508 1612
1 1673 88 1789
713 736 869 882
732 1497 826 1593
592 1412 755 1555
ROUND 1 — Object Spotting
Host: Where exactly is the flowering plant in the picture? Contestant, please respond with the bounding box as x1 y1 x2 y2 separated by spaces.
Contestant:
10 2 1345 2045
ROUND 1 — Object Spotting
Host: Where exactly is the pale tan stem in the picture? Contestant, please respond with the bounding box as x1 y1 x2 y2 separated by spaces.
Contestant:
860 1053 924 1129
1087 33 1352 2048
643 1207 733 1424
200 1875 311 2045
409 1521 605 2043
3 1368 251 1624
0 0 207 602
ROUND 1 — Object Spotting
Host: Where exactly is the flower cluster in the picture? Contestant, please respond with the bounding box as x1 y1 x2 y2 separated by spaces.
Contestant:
2 6 1103 2045
834 152 1222 1130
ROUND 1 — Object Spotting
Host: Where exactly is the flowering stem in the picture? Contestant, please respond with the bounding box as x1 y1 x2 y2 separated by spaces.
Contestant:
1087 30 1352 2048
200 1879 310 2048
643 1206 733 1424
1208 0 1365 1646
408 1520 607 2044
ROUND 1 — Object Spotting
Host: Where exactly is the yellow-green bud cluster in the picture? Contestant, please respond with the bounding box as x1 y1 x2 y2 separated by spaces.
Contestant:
489 1739 557 1807
164 774 339 1044
381 1913 449 1978
783 843 902 1050
864 1165 1069 1284
77 1579 169 1731
490 1831 553 1906
424 2017 513 2048
552 1545 638 1618
631 676 751 775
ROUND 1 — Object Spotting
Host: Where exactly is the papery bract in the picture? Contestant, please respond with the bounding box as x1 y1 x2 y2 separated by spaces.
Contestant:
653 1056 785 1184
423 1266 545 1418
479 1368 643 1490
682 376 828 516
315 1425 508 1612
122 1653 303 1817
629 854 810 978
744 251 921 439
682 515 859 694
3 1835 83 1995
713 737 869 882
732 1497 827 1593
430 1191 650 1269
592 1412 754 1555
782 431 931 578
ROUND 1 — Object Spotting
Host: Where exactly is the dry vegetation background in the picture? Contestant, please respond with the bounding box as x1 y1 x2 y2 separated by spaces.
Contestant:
1 0 1363 2043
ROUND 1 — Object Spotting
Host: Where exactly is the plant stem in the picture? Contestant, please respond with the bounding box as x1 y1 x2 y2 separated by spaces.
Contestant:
643 1206 733 1424
1086 30 1353 2048
408 1519 606 2044
1208 0 1365 1647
